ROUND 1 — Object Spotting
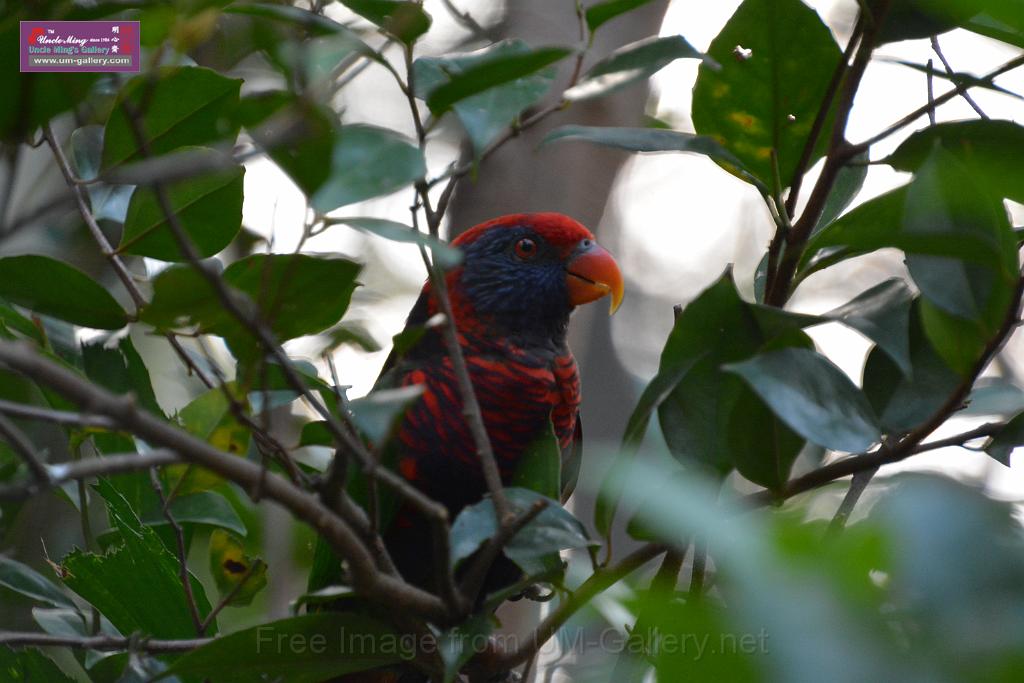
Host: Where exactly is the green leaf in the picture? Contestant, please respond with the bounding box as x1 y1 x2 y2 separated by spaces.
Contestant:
0 255 128 330
208 529 267 607
103 66 242 169
813 151 868 233
331 217 463 268
62 480 215 638
413 40 558 155
120 156 244 261
566 35 706 102
349 385 425 445
0 647 75 683
143 254 361 352
141 491 248 537
726 347 881 453
886 119 1024 205
235 93 336 197
824 278 914 375
542 125 766 191
0 299 43 343
863 301 962 433
585 0 658 33
311 125 426 212
425 46 571 116
70 125 135 224
156 613 404 682
875 0 980 43
882 59 1024 102
340 0 431 43
691 0 842 188
0 556 75 609
985 411 1024 466
163 385 250 494
439 615 493 683
511 418 561 500
82 336 163 417
449 488 591 574
224 2 360 35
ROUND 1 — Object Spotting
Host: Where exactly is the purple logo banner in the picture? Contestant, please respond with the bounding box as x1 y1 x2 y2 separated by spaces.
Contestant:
20 21 140 73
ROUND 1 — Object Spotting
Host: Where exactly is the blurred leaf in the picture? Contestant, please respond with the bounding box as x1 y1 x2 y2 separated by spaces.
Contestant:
103 66 242 169
225 2 360 35
450 488 591 574
726 347 881 452
813 151 869 233
340 0 431 43
209 529 267 607
542 125 766 191
325 322 381 352
349 385 424 445
0 556 75 609
70 125 135 224
414 39 558 154
330 217 463 268
882 60 1024 101
62 480 214 638
0 299 43 343
0 255 128 330
32 606 121 671
156 613 403 682
966 7 1024 49
164 386 249 495
235 93 336 196
875 0 981 43
120 156 244 261
424 46 570 115
825 278 914 375
964 377 1024 416
585 0 658 33
142 491 247 536
692 0 841 187
566 35 706 102
511 418 561 500
82 336 163 417
0 647 75 683
439 614 493 683
985 411 1024 465
886 119 1024 204
311 125 426 212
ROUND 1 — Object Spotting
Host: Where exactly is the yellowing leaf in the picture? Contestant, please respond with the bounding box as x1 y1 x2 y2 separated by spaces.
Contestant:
209 530 267 607
163 386 250 496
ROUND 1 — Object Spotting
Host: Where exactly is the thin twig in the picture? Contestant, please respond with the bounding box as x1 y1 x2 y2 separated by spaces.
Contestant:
826 466 878 536
0 631 210 653
688 538 707 598
0 398 118 430
149 468 204 635
931 36 987 118
0 414 49 484
198 559 263 635
927 58 937 126
0 450 180 502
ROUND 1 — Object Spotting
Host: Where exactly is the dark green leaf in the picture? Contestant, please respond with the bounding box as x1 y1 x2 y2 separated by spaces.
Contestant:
71 125 135 224
414 40 557 155
439 615 493 683
511 418 561 500
542 125 766 191
0 647 75 683
425 47 571 115
156 613 404 682
331 217 463 268
585 0 658 33
726 347 882 452
311 125 426 212
813 151 869 233
985 411 1024 466
966 7 1024 49
103 66 242 169
449 488 591 573
141 491 247 536
224 2 358 35
0 556 75 609
339 0 432 43
863 301 962 433
0 299 43 343
825 279 914 375
349 385 424 445
120 157 244 261
692 0 842 187
62 480 215 638
0 255 128 330
566 35 706 102
876 0 980 43
82 336 163 417
886 119 1024 204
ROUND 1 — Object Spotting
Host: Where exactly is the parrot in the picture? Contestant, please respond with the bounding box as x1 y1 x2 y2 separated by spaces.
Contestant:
379 212 623 591
317 212 623 681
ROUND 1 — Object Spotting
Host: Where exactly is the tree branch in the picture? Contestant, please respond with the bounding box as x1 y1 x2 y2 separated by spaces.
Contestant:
149 468 204 635
0 631 210 653
0 413 49 484
930 36 987 119
0 450 180 502
0 398 118 430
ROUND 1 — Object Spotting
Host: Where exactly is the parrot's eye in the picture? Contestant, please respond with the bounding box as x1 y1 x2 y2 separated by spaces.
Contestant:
514 237 538 260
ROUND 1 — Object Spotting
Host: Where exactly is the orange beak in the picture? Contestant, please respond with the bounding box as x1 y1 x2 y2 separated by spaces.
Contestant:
565 241 624 315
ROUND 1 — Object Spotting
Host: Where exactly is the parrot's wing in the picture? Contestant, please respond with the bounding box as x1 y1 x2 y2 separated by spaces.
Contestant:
560 415 583 504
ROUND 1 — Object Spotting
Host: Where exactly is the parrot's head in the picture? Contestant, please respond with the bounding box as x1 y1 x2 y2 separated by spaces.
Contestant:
446 212 624 342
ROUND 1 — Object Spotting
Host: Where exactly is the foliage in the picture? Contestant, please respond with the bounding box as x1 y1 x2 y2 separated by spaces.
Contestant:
1 0 1024 682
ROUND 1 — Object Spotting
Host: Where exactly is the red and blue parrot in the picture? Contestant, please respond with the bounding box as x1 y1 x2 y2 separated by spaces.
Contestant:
378 212 623 593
